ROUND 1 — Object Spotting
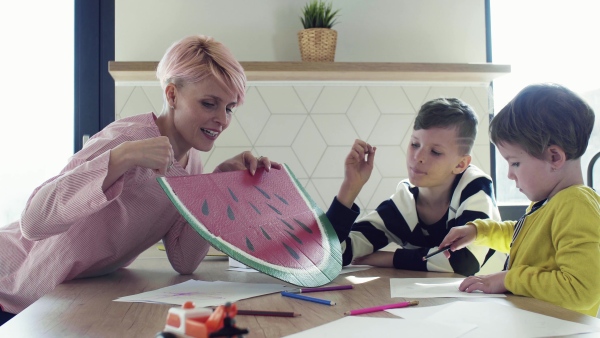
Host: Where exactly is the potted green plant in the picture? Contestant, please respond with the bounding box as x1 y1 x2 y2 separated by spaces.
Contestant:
298 0 341 62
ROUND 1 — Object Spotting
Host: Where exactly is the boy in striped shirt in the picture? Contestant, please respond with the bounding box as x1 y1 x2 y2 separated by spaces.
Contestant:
327 97 505 276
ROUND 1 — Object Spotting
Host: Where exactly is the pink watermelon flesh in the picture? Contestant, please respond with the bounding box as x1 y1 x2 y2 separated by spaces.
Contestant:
157 164 342 287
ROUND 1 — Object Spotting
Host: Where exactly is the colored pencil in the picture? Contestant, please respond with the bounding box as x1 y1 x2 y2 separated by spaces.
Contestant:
344 300 419 316
281 291 336 306
422 245 451 261
236 310 301 317
288 285 353 293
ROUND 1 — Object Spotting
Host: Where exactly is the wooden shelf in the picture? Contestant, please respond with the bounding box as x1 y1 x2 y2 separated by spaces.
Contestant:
109 61 510 83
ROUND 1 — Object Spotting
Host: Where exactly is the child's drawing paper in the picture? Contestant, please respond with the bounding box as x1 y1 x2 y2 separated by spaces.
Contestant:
387 301 600 338
114 279 291 307
387 302 453 320
390 278 505 298
283 316 477 338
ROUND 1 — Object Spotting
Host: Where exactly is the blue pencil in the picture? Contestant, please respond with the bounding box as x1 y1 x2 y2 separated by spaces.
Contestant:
281 291 336 306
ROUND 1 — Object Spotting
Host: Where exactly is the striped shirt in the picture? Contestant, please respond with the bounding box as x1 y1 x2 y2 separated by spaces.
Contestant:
327 165 505 276
0 113 210 313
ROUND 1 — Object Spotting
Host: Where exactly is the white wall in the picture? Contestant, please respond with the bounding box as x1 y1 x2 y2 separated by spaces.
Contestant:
115 1 491 214
116 0 486 63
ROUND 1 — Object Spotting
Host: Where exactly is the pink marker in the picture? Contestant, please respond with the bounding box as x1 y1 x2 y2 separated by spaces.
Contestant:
344 300 419 316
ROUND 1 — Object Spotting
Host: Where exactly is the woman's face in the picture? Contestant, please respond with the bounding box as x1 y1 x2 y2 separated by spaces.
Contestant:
170 77 238 152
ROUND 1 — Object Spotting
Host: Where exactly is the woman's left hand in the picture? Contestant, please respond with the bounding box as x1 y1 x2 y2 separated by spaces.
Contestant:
213 151 282 175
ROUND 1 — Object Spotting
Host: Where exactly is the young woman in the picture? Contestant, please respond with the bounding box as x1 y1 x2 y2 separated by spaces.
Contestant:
0 35 280 324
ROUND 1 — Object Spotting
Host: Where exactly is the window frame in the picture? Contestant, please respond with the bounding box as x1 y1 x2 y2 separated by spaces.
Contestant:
74 0 115 152
485 0 527 219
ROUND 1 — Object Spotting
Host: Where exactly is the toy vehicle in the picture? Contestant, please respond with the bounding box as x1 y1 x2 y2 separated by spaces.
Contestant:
155 301 248 338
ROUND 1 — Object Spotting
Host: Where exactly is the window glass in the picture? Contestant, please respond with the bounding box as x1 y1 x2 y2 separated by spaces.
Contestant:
0 2 74 224
491 0 600 204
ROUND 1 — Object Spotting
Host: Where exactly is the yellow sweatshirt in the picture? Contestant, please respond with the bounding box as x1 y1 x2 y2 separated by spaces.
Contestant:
472 185 600 317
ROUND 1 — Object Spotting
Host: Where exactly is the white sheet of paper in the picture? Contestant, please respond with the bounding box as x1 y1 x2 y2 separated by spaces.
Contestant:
387 302 453 320
283 316 477 338
114 279 291 307
388 301 600 338
390 278 505 298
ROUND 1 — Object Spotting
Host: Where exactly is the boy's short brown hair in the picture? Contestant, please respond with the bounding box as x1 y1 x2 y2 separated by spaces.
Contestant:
414 97 478 155
490 83 595 160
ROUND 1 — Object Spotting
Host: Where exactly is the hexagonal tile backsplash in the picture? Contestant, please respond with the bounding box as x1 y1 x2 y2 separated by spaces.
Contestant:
116 83 492 215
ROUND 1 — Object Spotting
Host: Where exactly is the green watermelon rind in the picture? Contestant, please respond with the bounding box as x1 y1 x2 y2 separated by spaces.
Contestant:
157 164 342 287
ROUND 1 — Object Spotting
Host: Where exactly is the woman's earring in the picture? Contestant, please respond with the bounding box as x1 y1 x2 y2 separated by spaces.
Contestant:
170 105 175 110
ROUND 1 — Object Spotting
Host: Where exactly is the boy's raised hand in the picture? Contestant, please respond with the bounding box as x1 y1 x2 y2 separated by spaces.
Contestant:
437 224 477 259
337 139 376 208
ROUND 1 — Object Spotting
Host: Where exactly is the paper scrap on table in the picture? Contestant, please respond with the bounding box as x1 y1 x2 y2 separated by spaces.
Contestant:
283 316 476 338
114 279 292 307
228 257 258 272
387 301 600 338
339 265 371 274
228 267 259 273
390 278 505 298
228 266 371 274
228 257 370 275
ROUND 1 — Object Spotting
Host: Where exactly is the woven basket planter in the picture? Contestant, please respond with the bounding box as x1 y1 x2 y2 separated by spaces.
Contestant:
298 28 337 62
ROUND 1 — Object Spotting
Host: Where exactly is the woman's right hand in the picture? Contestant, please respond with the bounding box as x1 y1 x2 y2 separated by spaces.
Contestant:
103 137 173 191
337 139 376 208
127 136 174 174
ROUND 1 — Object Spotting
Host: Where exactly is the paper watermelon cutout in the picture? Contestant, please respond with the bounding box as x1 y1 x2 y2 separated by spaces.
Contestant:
157 164 342 287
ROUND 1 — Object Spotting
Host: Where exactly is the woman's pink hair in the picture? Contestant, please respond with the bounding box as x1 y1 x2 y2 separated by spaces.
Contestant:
156 35 246 105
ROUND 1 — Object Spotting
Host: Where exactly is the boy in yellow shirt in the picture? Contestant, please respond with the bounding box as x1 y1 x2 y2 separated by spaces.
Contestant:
439 83 600 317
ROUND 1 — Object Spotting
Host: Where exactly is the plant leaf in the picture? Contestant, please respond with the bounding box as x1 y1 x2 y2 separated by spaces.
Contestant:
300 0 340 29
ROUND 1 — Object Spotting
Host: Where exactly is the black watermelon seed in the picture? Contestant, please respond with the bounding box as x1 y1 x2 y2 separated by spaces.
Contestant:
249 202 261 215
274 193 288 205
202 200 209 216
260 227 271 240
294 219 313 233
228 187 238 202
254 186 271 199
280 219 294 230
246 237 255 251
227 206 235 220
283 242 300 260
285 230 303 244
267 203 282 215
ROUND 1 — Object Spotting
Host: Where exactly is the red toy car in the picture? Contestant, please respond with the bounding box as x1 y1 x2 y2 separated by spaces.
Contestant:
155 301 248 338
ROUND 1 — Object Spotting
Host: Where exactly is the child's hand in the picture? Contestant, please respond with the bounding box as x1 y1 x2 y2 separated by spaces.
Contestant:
459 271 508 294
352 251 393 267
438 224 477 259
337 139 376 208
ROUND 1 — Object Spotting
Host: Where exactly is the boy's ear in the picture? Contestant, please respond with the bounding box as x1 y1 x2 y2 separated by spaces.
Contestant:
547 145 567 170
453 155 472 174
